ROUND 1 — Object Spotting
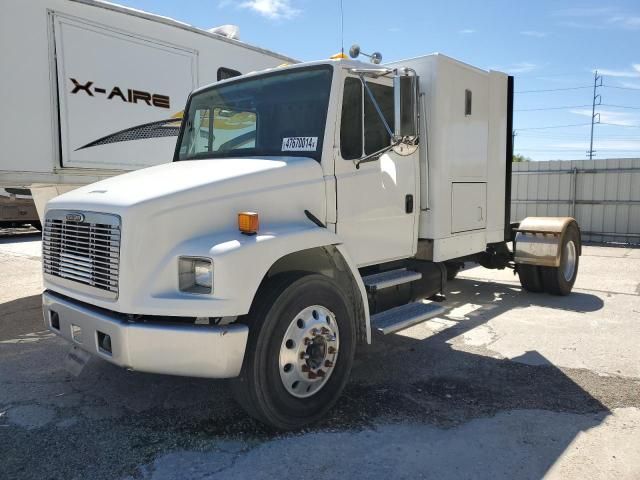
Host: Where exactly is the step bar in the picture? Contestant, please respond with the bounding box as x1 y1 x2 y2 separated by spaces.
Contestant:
362 268 422 293
371 301 446 335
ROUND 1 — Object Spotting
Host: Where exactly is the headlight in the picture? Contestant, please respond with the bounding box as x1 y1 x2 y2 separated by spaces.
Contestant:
178 257 213 294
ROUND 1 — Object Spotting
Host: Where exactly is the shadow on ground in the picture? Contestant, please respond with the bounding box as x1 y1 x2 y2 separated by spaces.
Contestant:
2 276 632 480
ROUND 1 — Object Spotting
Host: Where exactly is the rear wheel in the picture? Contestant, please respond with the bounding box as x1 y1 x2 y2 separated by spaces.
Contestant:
517 264 544 293
445 262 463 281
541 224 580 296
231 273 356 430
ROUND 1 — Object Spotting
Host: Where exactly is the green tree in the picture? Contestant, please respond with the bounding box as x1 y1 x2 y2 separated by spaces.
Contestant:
513 154 531 162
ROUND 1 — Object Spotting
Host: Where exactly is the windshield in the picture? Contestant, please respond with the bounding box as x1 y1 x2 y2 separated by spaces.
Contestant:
175 65 333 162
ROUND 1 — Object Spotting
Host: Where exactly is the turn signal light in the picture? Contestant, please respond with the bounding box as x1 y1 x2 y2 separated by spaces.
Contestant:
238 212 259 235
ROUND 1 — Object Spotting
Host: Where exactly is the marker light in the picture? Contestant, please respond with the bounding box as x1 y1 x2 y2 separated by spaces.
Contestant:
330 52 348 59
238 212 259 235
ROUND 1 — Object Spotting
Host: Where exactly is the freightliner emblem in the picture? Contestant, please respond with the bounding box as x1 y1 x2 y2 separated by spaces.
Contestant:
65 212 85 223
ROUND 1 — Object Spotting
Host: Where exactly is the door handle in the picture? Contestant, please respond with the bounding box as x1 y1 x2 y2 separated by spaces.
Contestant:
405 194 414 214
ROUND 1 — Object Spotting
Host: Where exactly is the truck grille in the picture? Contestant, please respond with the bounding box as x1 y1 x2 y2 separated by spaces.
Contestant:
43 211 121 298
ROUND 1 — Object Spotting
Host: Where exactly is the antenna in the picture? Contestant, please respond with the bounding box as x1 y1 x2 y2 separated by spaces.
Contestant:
340 0 344 55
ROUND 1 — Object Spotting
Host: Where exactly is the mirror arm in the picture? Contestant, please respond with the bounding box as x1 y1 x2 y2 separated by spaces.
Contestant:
353 141 400 169
358 74 394 140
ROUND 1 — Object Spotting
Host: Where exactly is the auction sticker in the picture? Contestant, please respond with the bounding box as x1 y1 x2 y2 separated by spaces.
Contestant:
282 137 318 152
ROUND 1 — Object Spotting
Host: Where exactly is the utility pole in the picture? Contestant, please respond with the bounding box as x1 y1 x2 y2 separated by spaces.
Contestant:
512 129 517 155
587 70 602 160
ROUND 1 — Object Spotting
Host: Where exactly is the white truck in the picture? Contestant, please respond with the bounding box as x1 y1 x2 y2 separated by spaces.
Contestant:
41 53 581 429
0 0 294 220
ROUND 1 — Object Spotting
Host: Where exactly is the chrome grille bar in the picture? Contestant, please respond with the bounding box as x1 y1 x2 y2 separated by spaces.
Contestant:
42 210 121 298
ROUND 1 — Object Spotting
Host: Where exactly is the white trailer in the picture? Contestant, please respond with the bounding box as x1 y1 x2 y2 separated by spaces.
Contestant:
0 0 294 219
41 52 581 429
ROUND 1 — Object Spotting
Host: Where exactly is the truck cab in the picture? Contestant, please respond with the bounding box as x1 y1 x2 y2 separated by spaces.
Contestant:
42 56 581 429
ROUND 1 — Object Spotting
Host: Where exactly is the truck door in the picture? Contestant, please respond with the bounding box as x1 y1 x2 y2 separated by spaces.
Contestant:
334 76 419 266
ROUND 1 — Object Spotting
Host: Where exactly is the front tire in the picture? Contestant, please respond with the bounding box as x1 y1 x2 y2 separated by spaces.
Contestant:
231 273 356 430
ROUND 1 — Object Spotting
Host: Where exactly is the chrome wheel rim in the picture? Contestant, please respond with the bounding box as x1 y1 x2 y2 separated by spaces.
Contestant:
278 305 339 398
563 240 577 282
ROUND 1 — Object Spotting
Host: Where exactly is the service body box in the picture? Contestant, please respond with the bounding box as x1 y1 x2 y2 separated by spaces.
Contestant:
389 54 508 261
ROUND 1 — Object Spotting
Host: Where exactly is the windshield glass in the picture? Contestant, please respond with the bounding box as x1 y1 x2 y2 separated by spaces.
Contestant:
176 65 333 162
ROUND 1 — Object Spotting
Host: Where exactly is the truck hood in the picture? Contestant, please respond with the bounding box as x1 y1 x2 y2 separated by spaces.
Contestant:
49 157 321 210
44 155 328 313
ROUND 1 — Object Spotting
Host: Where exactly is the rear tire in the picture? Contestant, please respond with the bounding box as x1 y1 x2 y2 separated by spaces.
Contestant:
445 262 463 281
517 264 544 293
231 273 356 430
541 223 580 296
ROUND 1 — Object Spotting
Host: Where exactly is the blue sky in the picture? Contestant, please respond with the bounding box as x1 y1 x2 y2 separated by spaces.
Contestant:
117 0 640 161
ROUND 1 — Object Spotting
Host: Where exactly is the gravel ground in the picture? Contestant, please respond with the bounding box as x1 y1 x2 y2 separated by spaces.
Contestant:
1 229 639 479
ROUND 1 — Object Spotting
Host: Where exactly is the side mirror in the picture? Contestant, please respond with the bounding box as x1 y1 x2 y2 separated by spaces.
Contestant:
393 72 419 143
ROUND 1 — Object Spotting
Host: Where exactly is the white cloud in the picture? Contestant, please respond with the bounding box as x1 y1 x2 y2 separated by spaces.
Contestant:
555 7 640 30
554 7 615 17
570 108 640 127
459 29 475 34
596 64 640 78
598 69 640 78
494 62 538 74
238 0 299 20
520 30 548 38
608 15 640 29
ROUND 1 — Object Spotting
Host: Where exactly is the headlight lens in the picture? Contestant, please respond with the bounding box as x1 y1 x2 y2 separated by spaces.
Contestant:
178 257 213 294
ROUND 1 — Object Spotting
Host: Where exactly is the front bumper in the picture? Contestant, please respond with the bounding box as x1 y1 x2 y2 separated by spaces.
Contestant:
42 291 248 378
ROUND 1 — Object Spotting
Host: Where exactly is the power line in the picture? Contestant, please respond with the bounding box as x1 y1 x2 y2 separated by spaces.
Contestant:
601 103 640 110
517 123 592 131
516 85 593 94
515 103 640 112
515 104 592 112
603 84 640 91
600 122 640 128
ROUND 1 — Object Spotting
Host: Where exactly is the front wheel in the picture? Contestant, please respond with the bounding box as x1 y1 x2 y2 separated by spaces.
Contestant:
231 273 356 430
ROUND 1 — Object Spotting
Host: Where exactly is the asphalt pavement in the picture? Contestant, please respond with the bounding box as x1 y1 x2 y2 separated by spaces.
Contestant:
1 229 639 479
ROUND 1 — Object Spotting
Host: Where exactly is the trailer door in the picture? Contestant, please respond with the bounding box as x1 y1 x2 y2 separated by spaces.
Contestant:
52 13 197 170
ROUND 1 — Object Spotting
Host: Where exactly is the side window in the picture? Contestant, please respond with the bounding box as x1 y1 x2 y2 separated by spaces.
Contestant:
364 83 394 154
340 77 363 160
465 89 472 116
183 108 212 156
217 67 241 81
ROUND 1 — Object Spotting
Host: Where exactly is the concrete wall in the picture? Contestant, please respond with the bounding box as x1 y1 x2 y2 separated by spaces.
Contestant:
511 158 640 245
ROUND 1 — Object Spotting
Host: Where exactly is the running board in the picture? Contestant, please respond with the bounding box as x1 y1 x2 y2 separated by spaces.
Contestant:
371 302 446 335
362 268 422 293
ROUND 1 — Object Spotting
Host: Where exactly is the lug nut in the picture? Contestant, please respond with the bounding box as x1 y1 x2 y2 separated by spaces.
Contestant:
328 347 337 354
311 328 318 336
301 365 309 372
300 352 309 360
321 327 330 334
308 371 317 379
304 337 312 345
317 369 326 377
324 360 334 368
